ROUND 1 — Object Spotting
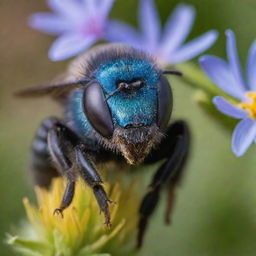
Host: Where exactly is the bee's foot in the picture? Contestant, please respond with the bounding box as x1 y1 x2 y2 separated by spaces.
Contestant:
103 218 112 229
53 208 64 218
107 198 117 205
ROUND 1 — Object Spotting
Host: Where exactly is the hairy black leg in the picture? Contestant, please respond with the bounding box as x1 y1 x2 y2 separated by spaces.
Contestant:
164 121 190 224
137 120 190 248
53 174 75 217
31 117 60 187
165 150 189 225
47 122 78 217
75 148 114 227
47 123 113 224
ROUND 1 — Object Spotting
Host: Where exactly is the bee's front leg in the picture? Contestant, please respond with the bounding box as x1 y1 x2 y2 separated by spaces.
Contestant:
138 120 190 248
47 122 78 217
47 122 112 225
75 148 114 227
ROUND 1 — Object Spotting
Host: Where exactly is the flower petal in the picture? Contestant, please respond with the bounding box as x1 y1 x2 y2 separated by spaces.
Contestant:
168 30 218 65
47 0 84 20
99 0 115 19
232 118 256 156
226 30 247 91
81 0 97 15
139 0 161 50
199 55 246 100
213 96 247 119
49 33 96 61
161 4 195 55
29 13 71 35
106 20 143 49
80 0 114 33
247 41 256 90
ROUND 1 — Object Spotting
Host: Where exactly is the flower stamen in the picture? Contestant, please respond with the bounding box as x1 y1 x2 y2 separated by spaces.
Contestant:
239 92 256 119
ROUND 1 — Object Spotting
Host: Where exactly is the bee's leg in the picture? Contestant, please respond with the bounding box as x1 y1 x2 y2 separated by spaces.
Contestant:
47 122 79 216
53 172 76 217
75 147 113 227
31 117 60 187
138 120 190 248
165 152 189 225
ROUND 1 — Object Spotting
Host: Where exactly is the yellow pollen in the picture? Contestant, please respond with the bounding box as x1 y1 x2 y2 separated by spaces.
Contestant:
239 92 256 119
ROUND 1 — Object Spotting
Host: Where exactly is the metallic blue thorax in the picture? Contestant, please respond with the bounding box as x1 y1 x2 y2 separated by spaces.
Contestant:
68 59 159 143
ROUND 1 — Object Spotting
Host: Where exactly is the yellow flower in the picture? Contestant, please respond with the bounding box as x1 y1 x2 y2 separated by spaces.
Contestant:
7 177 140 256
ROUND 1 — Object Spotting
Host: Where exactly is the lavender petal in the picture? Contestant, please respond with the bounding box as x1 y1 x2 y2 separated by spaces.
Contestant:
226 30 247 91
99 0 115 19
213 96 247 119
200 55 246 100
47 0 84 20
49 33 96 61
29 13 71 35
232 118 256 156
106 20 143 49
81 0 97 15
161 4 195 56
139 0 160 50
247 41 256 91
168 30 218 65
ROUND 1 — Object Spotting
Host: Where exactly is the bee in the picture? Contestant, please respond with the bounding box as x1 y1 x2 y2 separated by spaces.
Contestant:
17 44 190 248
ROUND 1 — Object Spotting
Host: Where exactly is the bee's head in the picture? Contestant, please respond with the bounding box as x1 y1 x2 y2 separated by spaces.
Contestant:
16 43 178 165
82 58 174 164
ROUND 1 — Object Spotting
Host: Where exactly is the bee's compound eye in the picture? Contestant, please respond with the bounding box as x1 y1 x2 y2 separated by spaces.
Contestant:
157 75 173 130
83 81 114 138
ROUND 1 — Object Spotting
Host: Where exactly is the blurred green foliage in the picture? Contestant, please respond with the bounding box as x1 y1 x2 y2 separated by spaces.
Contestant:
2 0 256 255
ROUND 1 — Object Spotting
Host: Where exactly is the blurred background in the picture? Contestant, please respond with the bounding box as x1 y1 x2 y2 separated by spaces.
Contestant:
2 0 256 255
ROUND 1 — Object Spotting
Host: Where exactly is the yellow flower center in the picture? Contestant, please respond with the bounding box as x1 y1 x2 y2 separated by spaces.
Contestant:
239 92 256 119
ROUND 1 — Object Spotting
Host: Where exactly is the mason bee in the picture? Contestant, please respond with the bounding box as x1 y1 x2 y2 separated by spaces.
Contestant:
17 44 190 247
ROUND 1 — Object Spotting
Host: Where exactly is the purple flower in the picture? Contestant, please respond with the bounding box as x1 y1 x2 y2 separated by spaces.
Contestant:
106 0 218 65
200 30 256 157
29 0 114 61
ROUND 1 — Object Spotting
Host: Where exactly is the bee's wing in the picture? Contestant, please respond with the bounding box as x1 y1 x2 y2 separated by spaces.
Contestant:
15 77 91 98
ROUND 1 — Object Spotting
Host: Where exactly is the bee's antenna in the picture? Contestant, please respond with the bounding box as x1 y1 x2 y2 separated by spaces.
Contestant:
106 79 151 100
105 87 123 101
163 70 182 76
